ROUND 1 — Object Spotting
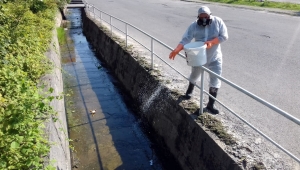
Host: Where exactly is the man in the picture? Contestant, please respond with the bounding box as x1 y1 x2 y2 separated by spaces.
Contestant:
169 6 228 114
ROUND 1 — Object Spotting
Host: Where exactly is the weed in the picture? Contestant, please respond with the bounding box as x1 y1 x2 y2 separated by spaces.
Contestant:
197 113 236 145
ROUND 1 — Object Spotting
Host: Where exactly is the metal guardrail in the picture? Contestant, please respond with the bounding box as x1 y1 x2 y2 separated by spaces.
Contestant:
84 3 300 164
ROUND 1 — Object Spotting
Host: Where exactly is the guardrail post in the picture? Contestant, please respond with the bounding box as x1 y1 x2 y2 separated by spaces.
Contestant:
199 68 205 115
151 38 154 69
125 24 128 48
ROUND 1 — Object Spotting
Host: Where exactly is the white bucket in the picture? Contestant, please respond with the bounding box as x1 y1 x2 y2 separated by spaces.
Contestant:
183 41 207 66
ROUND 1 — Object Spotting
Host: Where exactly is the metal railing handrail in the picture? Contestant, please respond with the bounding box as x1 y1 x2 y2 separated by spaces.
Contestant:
201 66 300 125
84 4 300 163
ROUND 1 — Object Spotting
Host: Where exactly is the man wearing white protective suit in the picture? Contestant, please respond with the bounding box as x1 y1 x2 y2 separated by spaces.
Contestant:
169 6 228 114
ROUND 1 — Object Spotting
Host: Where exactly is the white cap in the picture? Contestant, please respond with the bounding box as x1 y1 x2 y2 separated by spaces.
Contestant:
198 6 211 15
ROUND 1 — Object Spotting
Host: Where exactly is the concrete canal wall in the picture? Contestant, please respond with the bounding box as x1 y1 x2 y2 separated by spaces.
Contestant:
82 9 241 170
42 11 71 169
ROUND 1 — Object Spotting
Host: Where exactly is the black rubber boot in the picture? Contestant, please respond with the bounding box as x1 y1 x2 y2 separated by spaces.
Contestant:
206 87 219 114
185 82 195 100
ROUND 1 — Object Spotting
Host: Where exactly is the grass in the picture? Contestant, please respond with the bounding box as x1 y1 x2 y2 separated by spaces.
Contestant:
202 0 300 11
184 102 199 113
57 27 66 45
197 113 236 145
253 161 266 170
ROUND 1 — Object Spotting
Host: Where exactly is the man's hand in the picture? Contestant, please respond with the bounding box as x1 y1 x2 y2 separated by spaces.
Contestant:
205 37 219 49
169 44 184 60
169 51 178 60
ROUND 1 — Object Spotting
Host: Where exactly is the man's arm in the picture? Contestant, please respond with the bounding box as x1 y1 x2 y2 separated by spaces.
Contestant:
169 23 195 60
205 18 228 48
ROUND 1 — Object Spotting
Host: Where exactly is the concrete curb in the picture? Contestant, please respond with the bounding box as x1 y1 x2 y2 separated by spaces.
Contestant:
82 9 242 170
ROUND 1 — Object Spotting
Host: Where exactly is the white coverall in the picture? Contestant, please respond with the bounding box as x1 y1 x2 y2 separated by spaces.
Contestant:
179 15 228 88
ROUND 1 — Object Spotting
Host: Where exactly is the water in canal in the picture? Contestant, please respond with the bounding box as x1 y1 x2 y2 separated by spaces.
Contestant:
61 8 175 170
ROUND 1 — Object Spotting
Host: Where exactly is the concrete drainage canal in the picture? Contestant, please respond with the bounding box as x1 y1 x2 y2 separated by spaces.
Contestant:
61 8 179 169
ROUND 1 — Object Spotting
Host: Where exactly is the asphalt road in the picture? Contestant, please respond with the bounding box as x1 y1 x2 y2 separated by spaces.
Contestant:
271 0 300 4
85 0 300 161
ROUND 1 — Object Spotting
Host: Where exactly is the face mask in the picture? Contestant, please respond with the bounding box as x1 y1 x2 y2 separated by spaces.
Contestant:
197 18 212 27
